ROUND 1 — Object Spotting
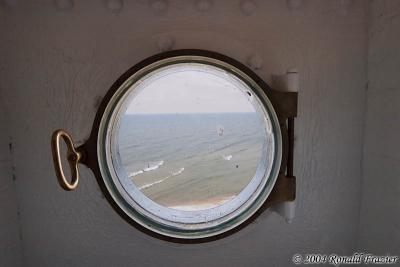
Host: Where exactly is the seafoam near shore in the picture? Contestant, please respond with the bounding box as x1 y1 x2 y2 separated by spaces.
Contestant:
118 113 265 211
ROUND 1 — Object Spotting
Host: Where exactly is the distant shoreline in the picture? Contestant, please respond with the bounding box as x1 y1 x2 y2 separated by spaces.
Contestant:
168 195 235 211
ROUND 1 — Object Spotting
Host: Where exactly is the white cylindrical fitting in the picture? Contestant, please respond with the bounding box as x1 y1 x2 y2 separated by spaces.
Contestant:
271 68 298 223
274 201 296 224
286 68 299 92
271 68 299 93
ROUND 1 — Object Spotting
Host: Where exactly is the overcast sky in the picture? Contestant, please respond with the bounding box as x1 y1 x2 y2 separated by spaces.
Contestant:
126 67 255 114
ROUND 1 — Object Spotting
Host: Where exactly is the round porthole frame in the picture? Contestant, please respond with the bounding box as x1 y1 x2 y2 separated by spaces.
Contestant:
51 49 298 243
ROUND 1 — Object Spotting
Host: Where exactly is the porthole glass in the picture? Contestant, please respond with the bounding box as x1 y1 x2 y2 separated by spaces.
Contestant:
96 56 282 238
117 64 267 211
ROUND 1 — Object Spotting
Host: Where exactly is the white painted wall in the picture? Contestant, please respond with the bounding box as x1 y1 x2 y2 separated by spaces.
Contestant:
0 99 22 266
0 1 369 266
358 0 400 253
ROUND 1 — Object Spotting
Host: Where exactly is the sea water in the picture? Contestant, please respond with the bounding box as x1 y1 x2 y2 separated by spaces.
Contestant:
118 113 265 211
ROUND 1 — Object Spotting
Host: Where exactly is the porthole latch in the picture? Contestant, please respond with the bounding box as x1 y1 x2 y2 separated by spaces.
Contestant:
51 129 82 191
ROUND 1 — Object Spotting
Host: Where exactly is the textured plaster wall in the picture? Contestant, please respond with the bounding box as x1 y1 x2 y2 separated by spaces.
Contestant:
358 0 400 254
0 1 368 266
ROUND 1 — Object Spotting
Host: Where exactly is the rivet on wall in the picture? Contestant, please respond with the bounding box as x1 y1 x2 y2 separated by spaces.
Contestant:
150 0 168 14
3 0 18 8
157 36 175 52
195 0 212 13
54 0 73 10
247 54 263 70
106 0 123 13
287 0 302 10
338 0 352 16
239 0 256 16
94 95 103 109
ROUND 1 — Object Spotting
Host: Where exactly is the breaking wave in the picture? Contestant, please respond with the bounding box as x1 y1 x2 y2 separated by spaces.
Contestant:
222 154 232 161
129 170 144 177
138 167 185 190
129 160 164 177
143 160 164 172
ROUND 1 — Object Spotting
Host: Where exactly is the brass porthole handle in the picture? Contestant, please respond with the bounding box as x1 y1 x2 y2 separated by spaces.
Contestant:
51 129 82 191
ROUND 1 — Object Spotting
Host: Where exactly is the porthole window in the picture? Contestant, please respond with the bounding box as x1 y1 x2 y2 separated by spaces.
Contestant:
51 50 297 240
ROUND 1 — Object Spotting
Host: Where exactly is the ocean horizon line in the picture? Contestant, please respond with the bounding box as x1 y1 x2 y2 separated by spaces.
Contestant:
125 111 257 116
